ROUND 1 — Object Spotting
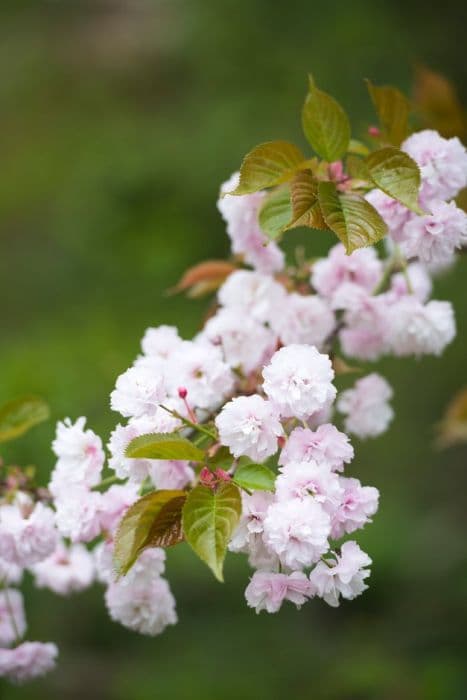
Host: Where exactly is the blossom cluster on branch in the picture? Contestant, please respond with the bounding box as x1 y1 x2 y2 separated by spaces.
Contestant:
1 76 466 683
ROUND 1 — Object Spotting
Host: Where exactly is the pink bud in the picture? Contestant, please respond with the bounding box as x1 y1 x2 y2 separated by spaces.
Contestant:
277 436 286 449
199 466 215 487
215 468 231 482
178 387 188 399
368 126 381 138
328 161 344 182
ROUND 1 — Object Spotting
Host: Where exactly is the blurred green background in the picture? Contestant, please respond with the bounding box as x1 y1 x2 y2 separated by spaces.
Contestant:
1 1 467 698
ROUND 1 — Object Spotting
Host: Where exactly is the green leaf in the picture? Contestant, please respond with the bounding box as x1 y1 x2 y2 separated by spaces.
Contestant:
348 139 370 156
346 155 370 182
125 432 205 461
286 170 327 230
0 396 50 444
208 445 233 468
182 482 241 582
233 463 276 492
318 181 387 254
366 80 410 146
258 186 292 239
366 147 423 214
114 490 187 575
302 83 351 161
229 141 306 195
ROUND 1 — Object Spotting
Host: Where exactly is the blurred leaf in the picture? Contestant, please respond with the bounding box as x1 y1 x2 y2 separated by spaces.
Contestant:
258 186 292 239
233 463 275 491
208 445 232 468
346 155 370 182
182 482 241 581
332 355 363 375
0 395 50 444
229 141 306 195
169 260 236 298
413 64 466 138
366 147 423 213
318 181 387 253
114 490 187 576
348 139 370 156
286 169 327 230
366 80 410 146
125 433 205 461
302 83 351 161
436 387 467 448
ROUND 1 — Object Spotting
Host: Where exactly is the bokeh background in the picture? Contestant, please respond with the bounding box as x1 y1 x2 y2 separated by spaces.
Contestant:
1 1 467 698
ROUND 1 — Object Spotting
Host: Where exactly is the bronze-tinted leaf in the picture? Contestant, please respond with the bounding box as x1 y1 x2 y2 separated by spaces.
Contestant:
436 387 467 448
229 141 306 195
169 260 236 297
413 64 466 139
302 83 351 161
286 170 327 230
318 181 387 253
146 495 186 548
114 490 187 576
366 80 410 146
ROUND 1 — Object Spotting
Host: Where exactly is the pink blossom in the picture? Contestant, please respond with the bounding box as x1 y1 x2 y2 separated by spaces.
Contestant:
311 243 383 301
167 341 235 411
340 293 392 361
110 365 167 418
245 571 310 613
149 460 194 491
275 461 343 514
201 308 277 374
400 200 467 265
263 498 331 569
271 293 335 349
98 484 139 534
331 477 379 539
54 488 102 543
388 297 456 357
105 576 177 636
390 262 432 302
216 395 283 462
31 541 94 595
0 557 23 586
218 270 286 323
337 373 393 439
0 642 58 683
218 172 285 273
229 491 274 553
0 589 26 646
141 325 183 359
263 345 336 420
118 548 167 588
279 424 354 472
51 417 104 490
93 540 116 585
0 501 57 567
365 189 413 240
402 129 467 201
309 540 372 606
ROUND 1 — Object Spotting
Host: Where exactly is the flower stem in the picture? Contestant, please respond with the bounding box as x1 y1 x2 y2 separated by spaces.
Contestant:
93 475 126 491
1 582 22 645
160 404 217 440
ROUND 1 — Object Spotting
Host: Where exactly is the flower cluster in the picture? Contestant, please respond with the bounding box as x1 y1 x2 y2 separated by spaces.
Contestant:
1 111 465 683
